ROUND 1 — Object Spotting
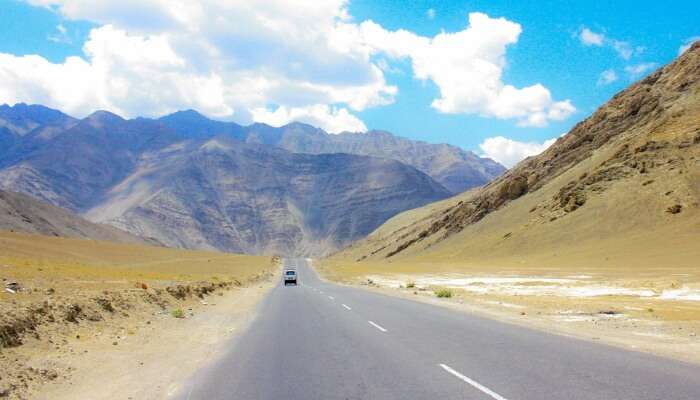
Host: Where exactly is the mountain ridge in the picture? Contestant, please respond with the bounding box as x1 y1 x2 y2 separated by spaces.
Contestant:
331 41 700 265
0 109 455 255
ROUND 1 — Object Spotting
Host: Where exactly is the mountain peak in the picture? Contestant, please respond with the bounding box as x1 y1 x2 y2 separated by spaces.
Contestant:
85 110 125 127
160 109 208 122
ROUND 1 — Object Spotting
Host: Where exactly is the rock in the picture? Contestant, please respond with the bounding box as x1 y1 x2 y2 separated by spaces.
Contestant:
5 282 20 292
666 204 682 214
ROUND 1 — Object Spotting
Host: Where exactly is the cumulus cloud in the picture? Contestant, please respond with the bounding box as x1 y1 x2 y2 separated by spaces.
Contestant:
251 104 367 133
4 0 393 131
479 136 556 167
360 12 575 126
597 69 618 86
2 2 574 130
679 37 700 55
579 27 604 46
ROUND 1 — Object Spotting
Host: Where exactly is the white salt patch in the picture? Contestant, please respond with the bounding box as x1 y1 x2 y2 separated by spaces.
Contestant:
481 300 525 309
660 288 700 301
367 274 660 299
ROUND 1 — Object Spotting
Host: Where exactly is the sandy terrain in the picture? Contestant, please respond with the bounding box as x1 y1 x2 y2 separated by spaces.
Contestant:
317 259 700 365
0 231 277 399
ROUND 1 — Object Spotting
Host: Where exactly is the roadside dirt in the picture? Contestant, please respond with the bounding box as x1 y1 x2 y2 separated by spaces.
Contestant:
316 263 700 366
0 231 278 399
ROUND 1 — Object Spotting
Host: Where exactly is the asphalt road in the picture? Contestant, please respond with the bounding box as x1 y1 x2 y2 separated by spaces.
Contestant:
179 258 700 400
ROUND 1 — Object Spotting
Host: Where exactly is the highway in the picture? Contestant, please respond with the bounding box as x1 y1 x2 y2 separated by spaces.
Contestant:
179 258 700 399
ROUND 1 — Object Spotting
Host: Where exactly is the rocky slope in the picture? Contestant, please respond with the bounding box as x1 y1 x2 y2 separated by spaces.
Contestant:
158 113 505 193
84 137 450 255
331 41 700 265
0 189 148 244
0 108 451 255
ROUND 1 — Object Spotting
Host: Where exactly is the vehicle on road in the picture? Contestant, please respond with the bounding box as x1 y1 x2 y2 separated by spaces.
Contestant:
284 269 297 285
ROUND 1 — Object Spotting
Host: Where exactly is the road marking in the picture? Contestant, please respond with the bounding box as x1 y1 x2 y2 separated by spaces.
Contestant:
328 296 334 300
439 364 509 400
368 321 387 332
342 304 352 310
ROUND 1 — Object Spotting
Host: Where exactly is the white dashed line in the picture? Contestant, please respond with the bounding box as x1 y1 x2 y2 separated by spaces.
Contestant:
368 321 387 332
328 296 334 300
342 304 352 310
439 364 509 400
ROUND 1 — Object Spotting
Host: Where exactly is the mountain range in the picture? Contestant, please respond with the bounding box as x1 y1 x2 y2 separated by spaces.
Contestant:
0 105 502 255
331 42 700 269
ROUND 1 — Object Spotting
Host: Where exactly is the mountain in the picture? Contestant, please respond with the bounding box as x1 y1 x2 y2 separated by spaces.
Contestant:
158 109 245 140
0 110 182 211
0 109 451 255
331 42 700 269
0 189 149 244
84 137 450 255
0 103 77 158
157 114 505 193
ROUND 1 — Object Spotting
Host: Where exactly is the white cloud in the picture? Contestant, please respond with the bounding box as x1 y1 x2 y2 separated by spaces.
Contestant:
426 8 436 20
360 12 575 126
679 37 700 55
579 27 604 46
479 136 556 167
624 62 657 79
3 3 573 129
611 40 643 60
597 69 618 86
578 27 642 60
6 0 392 126
250 104 367 133
47 24 72 44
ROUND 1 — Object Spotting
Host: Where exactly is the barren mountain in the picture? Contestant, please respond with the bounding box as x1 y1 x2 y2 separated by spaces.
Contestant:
0 189 148 244
0 108 451 255
331 41 700 268
158 113 505 193
85 137 450 255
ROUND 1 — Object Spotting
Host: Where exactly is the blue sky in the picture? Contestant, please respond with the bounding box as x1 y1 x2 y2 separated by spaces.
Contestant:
0 0 698 166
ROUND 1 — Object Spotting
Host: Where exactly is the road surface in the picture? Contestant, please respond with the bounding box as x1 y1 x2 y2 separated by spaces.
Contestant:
179 258 700 400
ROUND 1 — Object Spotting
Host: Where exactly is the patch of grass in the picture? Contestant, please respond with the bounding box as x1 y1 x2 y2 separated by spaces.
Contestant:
435 288 452 298
406 281 415 289
171 308 185 319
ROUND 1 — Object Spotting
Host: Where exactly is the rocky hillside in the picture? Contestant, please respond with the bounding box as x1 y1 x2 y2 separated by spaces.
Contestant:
0 189 148 244
158 113 505 193
83 137 450 255
0 108 451 255
332 41 700 265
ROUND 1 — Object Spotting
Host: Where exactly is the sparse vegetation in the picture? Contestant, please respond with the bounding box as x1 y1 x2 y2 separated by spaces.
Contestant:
435 288 453 298
171 308 185 319
406 281 415 289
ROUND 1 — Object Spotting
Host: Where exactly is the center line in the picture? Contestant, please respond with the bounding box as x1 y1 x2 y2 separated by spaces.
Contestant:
368 321 387 332
328 296 334 300
342 304 352 310
439 364 509 400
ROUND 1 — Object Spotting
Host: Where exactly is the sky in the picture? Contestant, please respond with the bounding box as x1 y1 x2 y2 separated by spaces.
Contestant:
0 0 698 167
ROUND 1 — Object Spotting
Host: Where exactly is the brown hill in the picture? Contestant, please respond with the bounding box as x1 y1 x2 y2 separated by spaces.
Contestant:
330 41 700 270
0 189 151 245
